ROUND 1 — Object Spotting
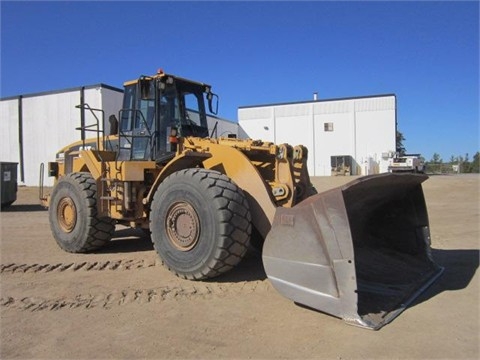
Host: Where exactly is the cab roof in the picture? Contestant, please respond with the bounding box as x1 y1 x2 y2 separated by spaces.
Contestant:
123 70 211 89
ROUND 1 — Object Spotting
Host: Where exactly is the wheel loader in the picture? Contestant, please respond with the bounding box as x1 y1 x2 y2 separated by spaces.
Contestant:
40 70 443 329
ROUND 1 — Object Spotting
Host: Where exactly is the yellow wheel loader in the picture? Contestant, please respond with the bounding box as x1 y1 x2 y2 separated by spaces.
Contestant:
41 70 443 329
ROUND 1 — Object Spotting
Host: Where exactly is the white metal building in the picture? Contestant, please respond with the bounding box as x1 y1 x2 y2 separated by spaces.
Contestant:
0 85 237 186
238 94 397 176
1 85 123 186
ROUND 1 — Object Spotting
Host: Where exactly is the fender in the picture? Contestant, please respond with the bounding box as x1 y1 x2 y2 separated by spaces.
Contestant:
145 151 212 205
200 142 277 239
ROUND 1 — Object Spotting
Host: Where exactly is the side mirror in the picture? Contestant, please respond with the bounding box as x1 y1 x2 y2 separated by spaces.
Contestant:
207 93 219 115
108 114 119 135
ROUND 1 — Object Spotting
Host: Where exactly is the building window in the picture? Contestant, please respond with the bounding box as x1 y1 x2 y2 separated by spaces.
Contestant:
324 122 334 132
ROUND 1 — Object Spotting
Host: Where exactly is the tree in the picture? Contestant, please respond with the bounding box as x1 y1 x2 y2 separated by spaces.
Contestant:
431 153 442 164
461 153 471 173
396 130 406 155
472 152 480 173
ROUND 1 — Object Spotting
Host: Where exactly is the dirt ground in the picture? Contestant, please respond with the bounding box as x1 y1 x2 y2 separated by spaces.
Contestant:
1 174 479 359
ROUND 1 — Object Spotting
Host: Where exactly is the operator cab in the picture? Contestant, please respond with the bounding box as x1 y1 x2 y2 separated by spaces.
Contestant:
117 71 218 162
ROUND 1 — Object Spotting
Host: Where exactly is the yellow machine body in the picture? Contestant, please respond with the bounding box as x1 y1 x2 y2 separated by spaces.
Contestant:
45 135 312 236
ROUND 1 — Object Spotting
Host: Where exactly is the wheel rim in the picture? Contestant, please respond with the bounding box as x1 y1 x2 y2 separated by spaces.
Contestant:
57 197 77 233
165 201 200 251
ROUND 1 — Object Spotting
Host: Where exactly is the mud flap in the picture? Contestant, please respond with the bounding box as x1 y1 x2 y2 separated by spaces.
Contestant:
262 173 444 330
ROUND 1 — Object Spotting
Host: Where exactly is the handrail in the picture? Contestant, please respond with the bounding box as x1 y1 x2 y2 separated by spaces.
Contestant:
75 103 105 150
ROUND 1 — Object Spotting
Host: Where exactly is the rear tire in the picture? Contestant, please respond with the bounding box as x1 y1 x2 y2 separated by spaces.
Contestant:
49 172 115 253
149 169 251 280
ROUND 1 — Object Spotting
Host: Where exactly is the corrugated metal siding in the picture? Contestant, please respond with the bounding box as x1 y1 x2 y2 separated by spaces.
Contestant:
21 89 105 186
0 85 123 186
239 95 396 176
0 99 20 163
354 96 395 112
22 91 80 186
238 106 273 121
275 104 311 117
313 100 352 114
238 106 275 142
313 112 356 176
275 113 315 173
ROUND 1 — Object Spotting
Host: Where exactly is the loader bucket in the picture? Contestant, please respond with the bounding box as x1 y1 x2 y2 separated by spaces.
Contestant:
263 173 443 330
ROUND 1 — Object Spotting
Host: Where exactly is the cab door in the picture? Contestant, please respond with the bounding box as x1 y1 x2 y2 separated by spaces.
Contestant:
118 79 155 161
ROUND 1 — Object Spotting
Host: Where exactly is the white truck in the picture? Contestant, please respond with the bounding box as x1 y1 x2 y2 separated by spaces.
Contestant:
388 154 425 173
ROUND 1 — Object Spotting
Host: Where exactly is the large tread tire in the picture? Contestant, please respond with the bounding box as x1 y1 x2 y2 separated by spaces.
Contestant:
149 169 251 280
49 172 115 253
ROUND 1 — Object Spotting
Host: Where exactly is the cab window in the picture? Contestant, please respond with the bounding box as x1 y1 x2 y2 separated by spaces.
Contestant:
120 85 135 131
184 92 202 126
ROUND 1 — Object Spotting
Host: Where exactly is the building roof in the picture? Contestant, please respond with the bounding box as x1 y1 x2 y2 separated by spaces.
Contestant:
0 83 123 101
238 93 396 109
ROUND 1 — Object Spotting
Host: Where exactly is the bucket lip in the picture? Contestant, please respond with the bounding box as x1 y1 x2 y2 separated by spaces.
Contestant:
295 173 429 209
341 173 429 191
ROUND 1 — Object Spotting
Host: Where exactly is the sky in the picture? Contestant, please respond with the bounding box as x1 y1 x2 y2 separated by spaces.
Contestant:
1 1 479 161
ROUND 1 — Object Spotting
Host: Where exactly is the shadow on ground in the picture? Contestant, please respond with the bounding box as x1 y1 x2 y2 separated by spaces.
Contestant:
98 227 267 282
210 251 267 282
413 248 479 306
99 228 154 253
83 226 480 289
1 204 46 212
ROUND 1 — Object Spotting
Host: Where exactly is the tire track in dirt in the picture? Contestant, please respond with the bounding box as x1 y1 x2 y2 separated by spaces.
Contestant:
0 281 271 312
0 259 158 274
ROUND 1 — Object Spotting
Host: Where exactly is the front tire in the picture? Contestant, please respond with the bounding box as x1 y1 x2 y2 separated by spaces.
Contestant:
149 169 251 280
49 172 115 253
